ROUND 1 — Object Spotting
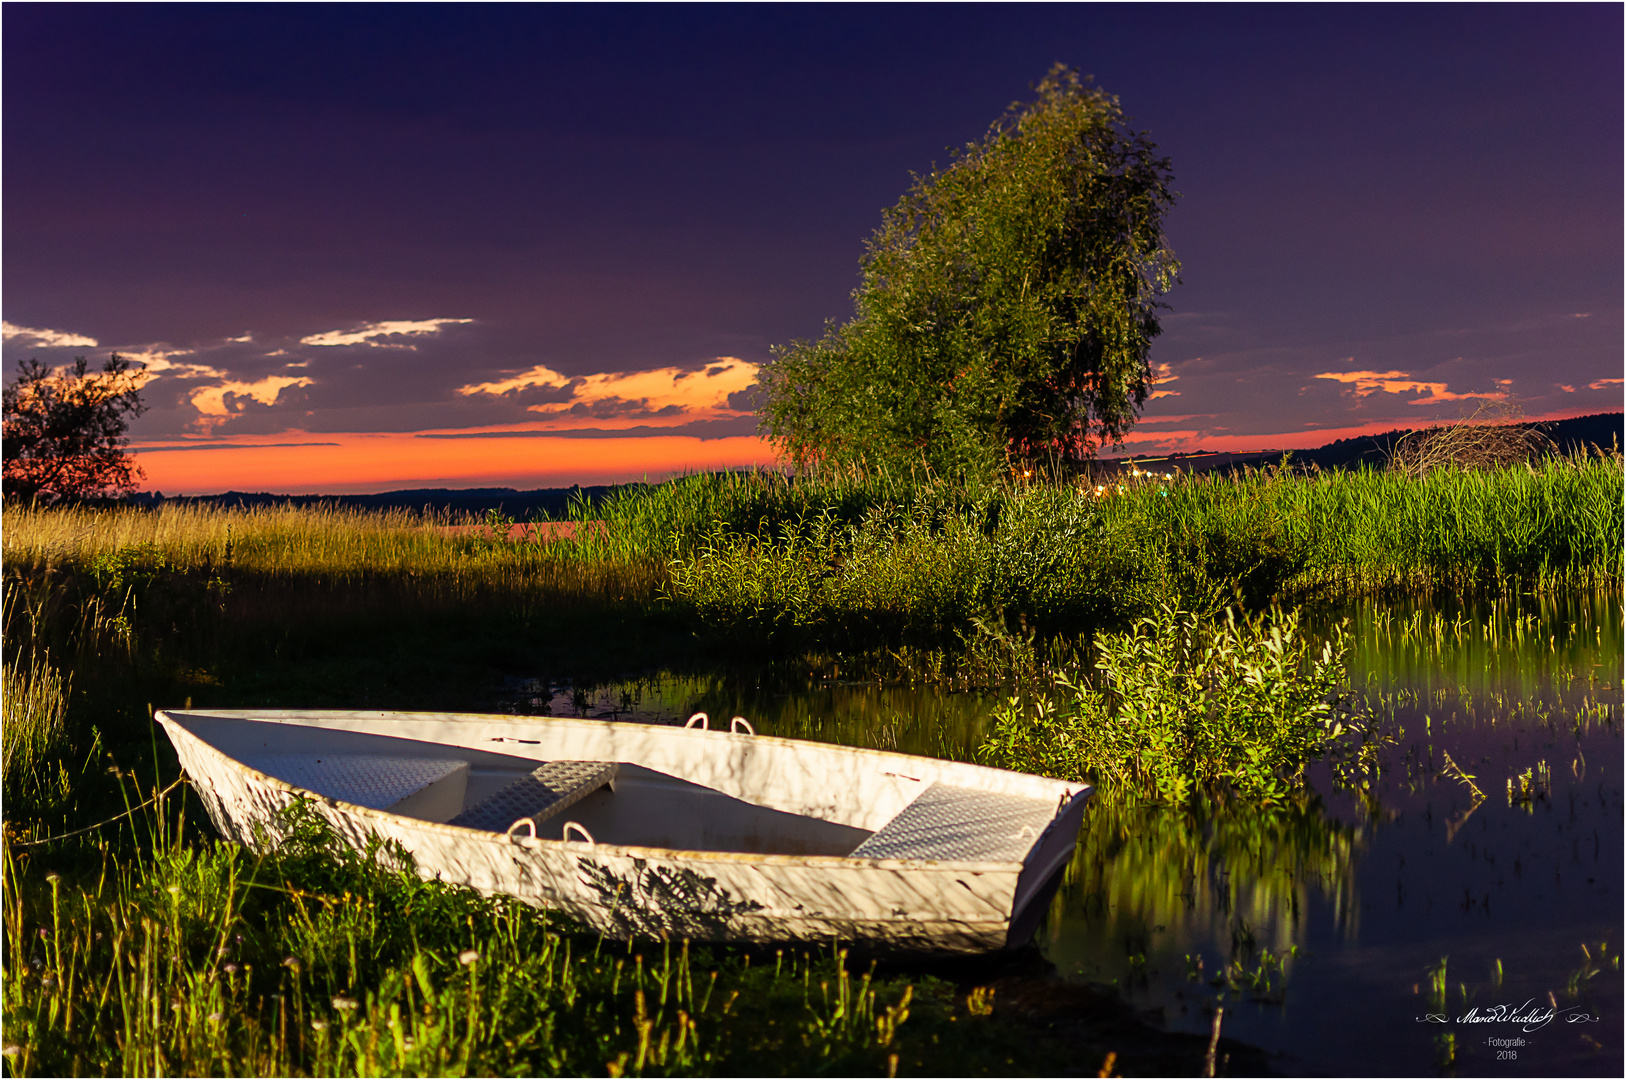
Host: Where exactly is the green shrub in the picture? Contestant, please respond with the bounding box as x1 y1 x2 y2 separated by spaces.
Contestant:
980 605 1356 804
984 487 1165 631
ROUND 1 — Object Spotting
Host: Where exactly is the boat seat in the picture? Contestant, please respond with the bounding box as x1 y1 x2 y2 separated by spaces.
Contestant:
246 753 471 821
449 760 618 833
848 783 1058 863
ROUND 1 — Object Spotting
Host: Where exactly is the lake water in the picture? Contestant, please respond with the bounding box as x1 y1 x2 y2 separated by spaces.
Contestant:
511 590 1622 1077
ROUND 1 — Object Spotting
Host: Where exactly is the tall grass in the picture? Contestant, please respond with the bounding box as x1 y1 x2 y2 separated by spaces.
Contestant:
1 653 71 810
1 502 665 710
2 500 662 595
1 798 1117 1077
3 459 1615 744
1145 454 1624 593
636 456 1621 650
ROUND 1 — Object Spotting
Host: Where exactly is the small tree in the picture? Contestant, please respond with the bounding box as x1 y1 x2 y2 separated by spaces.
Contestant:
2 354 148 503
758 66 1180 480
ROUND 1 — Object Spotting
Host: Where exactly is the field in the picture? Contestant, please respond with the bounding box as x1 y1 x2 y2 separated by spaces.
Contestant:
3 454 1621 1075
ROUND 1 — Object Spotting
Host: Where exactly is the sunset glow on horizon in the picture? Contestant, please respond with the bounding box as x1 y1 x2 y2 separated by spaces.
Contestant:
129 432 777 496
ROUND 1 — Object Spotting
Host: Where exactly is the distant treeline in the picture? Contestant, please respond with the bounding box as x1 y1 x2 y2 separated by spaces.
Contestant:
120 483 641 520
122 413 1621 515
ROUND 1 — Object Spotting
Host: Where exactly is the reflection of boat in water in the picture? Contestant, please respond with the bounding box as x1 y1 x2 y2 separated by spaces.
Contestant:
158 709 1092 954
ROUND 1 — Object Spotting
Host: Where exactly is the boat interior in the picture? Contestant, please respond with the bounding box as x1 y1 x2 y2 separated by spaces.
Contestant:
169 712 1071 862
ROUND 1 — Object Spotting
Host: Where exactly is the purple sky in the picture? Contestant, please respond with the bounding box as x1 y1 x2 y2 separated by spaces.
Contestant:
4 4 1620 491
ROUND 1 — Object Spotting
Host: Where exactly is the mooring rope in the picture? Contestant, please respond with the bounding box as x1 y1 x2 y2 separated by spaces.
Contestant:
5 776 187 848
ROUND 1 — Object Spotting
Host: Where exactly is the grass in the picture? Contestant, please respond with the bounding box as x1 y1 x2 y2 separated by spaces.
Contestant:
1 459 1619 1075
4 456 1616 681
566 454 1623 655
1 652 71 811
3 794 1229 1077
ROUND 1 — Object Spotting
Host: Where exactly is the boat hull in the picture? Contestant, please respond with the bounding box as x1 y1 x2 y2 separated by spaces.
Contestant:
160 710 1091 954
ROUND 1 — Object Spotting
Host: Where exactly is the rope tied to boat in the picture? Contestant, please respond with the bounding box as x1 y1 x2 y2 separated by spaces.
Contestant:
5 776 188 848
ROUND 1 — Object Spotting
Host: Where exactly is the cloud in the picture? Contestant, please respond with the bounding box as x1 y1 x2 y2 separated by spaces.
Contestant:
189 375 315 433
1587 378 1623 391
131 441 342 453
458 362 573 397
1313 370 1505 405
300 318 473 347
118 348 225 382
1558 384 1576 393
1144 361 1181 400
2 320 98 347
458 357 760 428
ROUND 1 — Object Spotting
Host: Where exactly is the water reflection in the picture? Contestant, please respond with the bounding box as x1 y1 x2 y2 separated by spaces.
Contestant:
525 589 1621 1075
1047 792 1363 975
1050 590 1622 1076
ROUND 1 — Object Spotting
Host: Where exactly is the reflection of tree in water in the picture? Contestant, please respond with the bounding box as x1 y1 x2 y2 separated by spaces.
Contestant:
1326 589 1621 706
1054 792 1363 960
566 670 997 761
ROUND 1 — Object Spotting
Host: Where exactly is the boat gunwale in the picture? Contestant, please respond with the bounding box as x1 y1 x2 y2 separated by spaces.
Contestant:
159 709 1089 873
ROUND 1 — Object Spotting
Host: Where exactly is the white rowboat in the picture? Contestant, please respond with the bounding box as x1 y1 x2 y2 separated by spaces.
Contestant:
157 708 1092 954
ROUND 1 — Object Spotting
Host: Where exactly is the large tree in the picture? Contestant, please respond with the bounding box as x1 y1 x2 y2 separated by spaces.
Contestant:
757 66 1180 479
3 354 148 503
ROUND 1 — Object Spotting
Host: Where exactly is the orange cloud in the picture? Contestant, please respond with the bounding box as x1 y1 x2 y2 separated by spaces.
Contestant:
1 320 98 347
459 357 758 428
300 318 473 347
1314 370 1505 405
119 348 224 382
1587 378 1623 391
188 376 314 433
130 431 775 495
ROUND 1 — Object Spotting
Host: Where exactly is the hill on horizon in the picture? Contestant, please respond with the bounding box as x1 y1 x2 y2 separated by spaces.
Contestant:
1097 411 1621 475
122 411 1622 515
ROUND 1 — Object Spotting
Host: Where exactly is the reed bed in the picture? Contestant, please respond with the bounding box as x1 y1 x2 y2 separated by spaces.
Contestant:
2 457 1615 739
2 501 662 592
1 501 666 694
607 455 1622 648
548 454 1621 587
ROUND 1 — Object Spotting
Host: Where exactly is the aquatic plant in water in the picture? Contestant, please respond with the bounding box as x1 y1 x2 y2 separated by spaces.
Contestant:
980 604 1359 803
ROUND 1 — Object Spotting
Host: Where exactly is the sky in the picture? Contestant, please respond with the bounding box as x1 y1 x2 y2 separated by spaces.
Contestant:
4 4 1621 494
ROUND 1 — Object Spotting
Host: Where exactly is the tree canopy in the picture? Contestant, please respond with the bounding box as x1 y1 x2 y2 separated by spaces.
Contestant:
757 66 1180 480
3 354 148 503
